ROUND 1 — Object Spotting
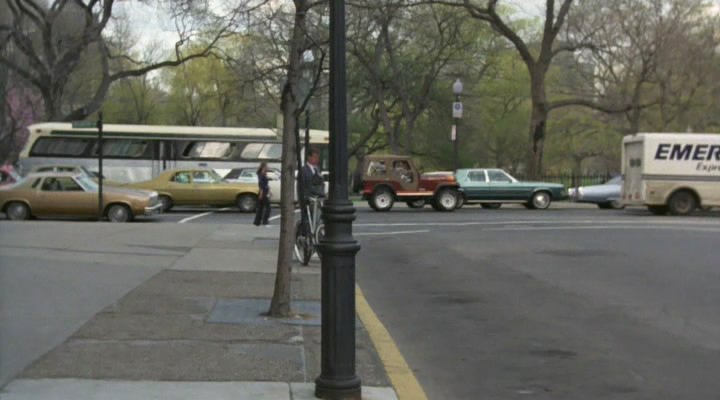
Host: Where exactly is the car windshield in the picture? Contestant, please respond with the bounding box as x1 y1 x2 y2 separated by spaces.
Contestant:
76 175 98 191
606 176 622 185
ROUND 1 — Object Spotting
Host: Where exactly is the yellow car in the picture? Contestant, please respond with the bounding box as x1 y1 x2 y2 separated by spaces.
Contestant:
0 172 161 222
125 168 259 212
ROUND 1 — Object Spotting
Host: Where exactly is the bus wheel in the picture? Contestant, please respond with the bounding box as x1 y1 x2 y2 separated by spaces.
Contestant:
237 194 258 212
668 190 697 216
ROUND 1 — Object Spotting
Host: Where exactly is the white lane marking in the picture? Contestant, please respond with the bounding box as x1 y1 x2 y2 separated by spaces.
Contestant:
178 207 231 224
355 229 431 236
483 225 720 233
354 219 720 227
268 209 300 222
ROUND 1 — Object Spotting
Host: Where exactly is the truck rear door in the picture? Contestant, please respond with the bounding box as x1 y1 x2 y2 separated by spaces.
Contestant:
623 139 644 203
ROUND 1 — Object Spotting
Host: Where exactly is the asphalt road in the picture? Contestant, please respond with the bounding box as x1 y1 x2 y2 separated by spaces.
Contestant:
354 206 720 399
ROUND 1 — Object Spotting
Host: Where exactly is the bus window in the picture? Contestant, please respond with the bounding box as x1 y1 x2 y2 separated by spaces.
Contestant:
240 143 264 159
30 138 91 157
259 143 282 160
183 142 235 159
94 139 149 158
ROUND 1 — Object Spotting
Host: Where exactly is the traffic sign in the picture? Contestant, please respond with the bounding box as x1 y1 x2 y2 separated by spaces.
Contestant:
452 102 463 118
71 120 96 129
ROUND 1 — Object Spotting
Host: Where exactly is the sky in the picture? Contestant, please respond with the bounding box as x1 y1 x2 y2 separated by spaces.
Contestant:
115 0 720 55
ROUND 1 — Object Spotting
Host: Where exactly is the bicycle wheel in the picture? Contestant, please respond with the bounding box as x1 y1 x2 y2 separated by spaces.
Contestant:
294 220 313 266
314 223 325 261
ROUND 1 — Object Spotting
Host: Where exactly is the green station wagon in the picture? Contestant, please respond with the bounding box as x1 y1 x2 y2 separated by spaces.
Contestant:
456 168 567 209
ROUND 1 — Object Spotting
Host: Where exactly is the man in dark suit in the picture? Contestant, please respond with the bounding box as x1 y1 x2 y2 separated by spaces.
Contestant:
299 148 325 229
301 148 325 201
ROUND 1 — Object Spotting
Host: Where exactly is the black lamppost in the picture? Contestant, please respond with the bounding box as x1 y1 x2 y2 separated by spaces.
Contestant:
452 78 463 170
314 0 362 398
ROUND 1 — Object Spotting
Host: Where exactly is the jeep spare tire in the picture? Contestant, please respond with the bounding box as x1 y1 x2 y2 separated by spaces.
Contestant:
370 187 394 211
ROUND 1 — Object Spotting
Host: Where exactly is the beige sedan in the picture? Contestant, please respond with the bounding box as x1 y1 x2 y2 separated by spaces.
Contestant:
0 172 162 222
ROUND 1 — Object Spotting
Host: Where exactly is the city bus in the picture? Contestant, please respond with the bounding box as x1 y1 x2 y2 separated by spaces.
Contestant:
17 123 330 183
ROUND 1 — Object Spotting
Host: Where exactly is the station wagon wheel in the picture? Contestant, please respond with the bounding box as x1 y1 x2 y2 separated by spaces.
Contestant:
530 191 552 210
433 188 458 212
455 194 465 209
107 204 133 223
370 187 394 211
6 202 30 221
236 194 258 212
158 195 173 212
667 190 696 216
481 203 502 209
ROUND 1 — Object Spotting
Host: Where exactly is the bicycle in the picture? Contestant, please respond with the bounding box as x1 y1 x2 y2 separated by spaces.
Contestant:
294 196 325 265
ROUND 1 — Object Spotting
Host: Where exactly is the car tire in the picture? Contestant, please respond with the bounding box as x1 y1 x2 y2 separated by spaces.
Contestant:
107 204 133 223
6 202 31 221
158 195 173 212
406 199 425 209
481 203 502 209
648 205 668 215
236 193 258 212
455 194 465 209
433 188 458 212
667 190 697 216
530 191 552 210
370 187 394 211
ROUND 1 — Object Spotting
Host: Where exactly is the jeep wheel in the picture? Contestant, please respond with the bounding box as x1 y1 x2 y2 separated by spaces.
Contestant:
432 188 458 211
370 187 394 211
406 199 425 209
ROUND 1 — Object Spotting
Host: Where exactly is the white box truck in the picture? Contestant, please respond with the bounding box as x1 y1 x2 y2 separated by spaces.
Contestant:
622 133 720 215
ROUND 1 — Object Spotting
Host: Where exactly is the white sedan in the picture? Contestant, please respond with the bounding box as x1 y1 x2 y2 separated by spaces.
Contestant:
224 167 329 204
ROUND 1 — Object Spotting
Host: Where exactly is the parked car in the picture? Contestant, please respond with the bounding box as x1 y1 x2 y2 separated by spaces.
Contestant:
225 167 330 204
124 168 259 212
224 167 282 203
456 168 568 209
569 176 624 209
357 155 460 211
25 164 123 186
0 172 161 222
0 164 20 187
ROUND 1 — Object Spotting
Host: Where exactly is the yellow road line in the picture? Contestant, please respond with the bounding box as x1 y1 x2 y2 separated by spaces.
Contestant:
356 285 428 400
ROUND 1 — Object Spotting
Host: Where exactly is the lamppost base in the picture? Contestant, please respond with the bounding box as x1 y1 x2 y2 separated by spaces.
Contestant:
315 375 362 400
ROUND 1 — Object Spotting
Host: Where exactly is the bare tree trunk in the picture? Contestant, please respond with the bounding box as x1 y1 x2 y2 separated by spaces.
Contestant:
269 0 307 318
527 69 548 179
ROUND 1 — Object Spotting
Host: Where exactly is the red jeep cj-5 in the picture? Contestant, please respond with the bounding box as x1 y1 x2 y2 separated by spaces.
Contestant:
356 155 460 212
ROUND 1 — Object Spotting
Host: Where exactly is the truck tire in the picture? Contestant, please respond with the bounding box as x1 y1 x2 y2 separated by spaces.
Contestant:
667 190 697 216
370 187 394 211
432 188 458 211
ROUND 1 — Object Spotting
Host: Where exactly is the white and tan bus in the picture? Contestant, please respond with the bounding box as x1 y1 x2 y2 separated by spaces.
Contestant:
17 123 329 183
622 133 720 215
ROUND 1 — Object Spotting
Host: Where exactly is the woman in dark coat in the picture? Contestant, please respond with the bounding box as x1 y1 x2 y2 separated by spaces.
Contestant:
253 162 271 226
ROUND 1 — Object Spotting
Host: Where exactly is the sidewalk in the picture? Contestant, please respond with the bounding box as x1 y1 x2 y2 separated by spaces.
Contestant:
0 222 397 399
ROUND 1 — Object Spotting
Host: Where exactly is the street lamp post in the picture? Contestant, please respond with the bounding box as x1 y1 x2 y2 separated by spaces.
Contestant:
314 0 362 398
452 78 463 170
